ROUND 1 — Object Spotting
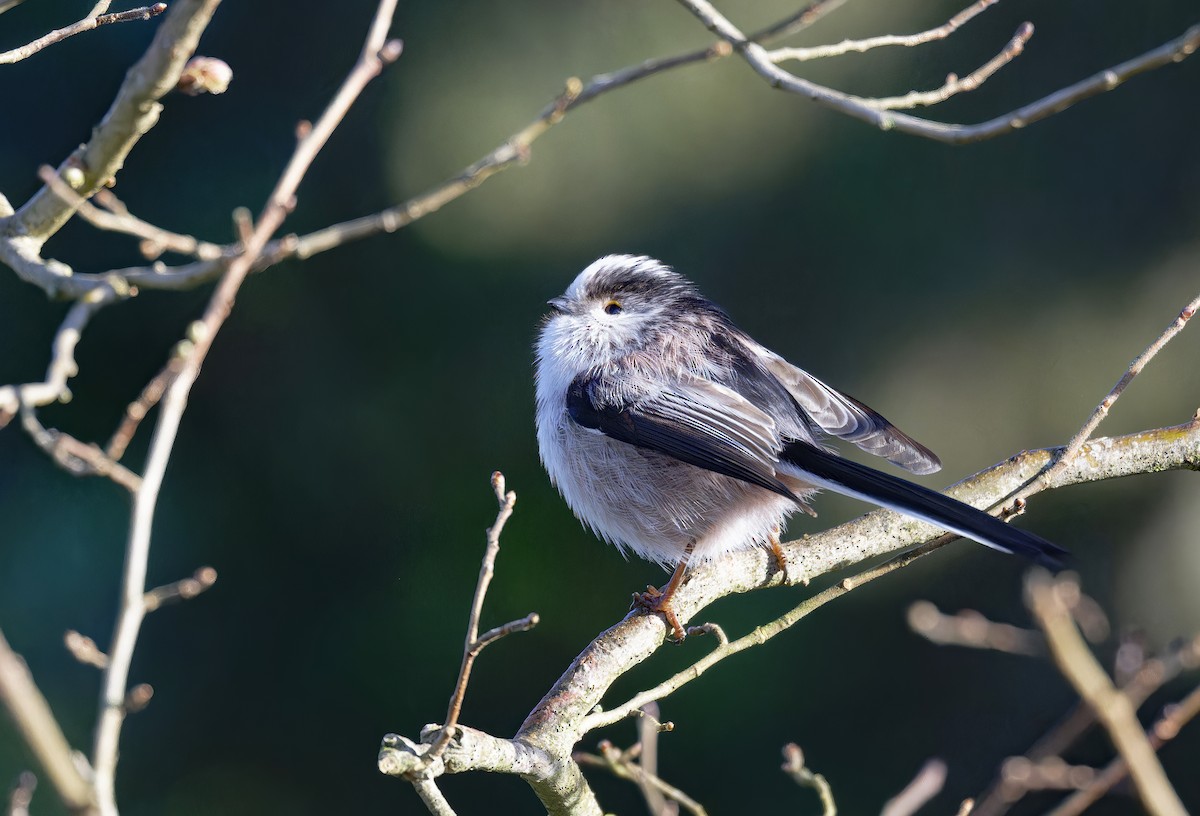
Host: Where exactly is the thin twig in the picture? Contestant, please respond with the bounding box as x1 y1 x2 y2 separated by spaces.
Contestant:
676 0 1200 144
860 23 1033 111
781 743 836 816
143 567 217 612
0 3 166 65
427 472 539 763
1026 572 1187 816
744 0 846 43
6 771 36 816
0 284 124 421
1051 291 1200 476
0 629 96 812
583 535 954 733
636 702 674 816
576 740 707 816
88 4 403 813
36 167 224 261
880 759 948 816
64 632 109 670
971 630 1200 815
1047 682 1200 816
0 0 841 297
11 8 1197 299
907 600 1043 655
768 0 1001 62
17 407 142 492
105 355 185 460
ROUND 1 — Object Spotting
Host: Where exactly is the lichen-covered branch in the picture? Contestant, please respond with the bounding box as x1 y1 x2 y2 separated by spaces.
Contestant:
381 419 1199 815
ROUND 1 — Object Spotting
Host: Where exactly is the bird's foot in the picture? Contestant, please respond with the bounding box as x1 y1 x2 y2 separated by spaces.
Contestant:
632 586 687 643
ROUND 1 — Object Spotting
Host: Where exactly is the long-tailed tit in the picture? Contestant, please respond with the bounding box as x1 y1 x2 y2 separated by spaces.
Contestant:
535 255 1066 639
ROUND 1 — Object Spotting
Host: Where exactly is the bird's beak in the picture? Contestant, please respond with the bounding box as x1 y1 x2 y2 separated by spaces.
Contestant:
547 296 570 314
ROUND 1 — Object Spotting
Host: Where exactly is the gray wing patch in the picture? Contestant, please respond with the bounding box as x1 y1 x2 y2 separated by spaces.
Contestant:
757 350 942 476
566 374 798 500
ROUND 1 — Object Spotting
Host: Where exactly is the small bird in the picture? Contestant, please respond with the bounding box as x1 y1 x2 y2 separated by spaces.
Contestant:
535 255 1066 640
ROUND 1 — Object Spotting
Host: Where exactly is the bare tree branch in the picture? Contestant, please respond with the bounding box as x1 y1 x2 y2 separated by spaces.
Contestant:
16 408 142 492
0 285 123 421
425 472 538 765
3 0 220 254
0 3 166 66
768 0 1000 62
0 630 96 814
576 737 707 816
1026 571 1187 816
972 629 1200 815
1046 682 1200 816
676 0 1200 144
35 168 224 261
11 1 1195 302
7 770 37 816
142 567 218 612
381 417 1199 814
880 759 948 816
861 23 1033 111
1058 291 1200 468
781 743 836 815
907 600 1043 655
87 3 402 813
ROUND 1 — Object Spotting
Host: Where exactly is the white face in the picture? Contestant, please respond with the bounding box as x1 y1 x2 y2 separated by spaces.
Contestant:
538 255 675 372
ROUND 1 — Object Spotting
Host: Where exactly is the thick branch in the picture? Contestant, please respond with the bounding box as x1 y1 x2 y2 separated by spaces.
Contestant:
4 0 219 246
516 421 1200 760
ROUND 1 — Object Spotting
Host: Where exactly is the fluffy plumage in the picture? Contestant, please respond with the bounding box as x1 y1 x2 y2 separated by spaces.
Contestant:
535 254 1066 570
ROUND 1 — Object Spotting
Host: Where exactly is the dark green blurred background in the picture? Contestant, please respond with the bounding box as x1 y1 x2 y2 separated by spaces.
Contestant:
2 1 1199 813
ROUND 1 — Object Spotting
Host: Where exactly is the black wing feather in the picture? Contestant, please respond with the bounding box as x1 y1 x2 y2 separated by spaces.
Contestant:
566 377 798 501
781 440 1067 567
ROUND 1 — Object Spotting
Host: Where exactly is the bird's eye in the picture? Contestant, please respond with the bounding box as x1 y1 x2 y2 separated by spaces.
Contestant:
603 300 623 315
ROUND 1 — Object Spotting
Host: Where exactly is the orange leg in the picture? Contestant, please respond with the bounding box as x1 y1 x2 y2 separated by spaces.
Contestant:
632 541 694 642
768 526 788 577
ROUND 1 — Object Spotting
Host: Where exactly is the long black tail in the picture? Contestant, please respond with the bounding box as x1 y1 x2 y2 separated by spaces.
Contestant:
782 441 1067 568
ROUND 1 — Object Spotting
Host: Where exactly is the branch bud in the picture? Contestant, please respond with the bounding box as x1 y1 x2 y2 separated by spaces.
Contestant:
176 56 233 96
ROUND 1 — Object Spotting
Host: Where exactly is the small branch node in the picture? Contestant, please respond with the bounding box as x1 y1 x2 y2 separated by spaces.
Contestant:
781 743 836 815
7 770 37 816
684 622 728 646
64 631 109 669
143 567 219 612
124 683 153 714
